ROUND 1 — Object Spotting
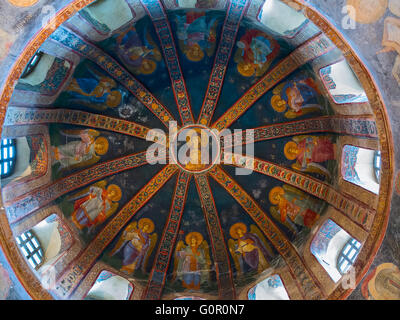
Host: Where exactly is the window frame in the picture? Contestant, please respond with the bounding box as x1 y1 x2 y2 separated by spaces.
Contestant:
337 238 361 275
16 231 44 270
373 150 381 183
0 138 16 179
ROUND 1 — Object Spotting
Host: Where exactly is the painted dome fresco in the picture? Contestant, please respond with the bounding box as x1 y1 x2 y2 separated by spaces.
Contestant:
0 0 398 301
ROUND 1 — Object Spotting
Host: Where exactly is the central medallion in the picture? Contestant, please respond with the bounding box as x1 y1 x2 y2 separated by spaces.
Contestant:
170 125 221 174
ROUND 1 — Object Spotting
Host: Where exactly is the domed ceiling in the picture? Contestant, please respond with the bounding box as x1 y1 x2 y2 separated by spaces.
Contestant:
0 0 394 300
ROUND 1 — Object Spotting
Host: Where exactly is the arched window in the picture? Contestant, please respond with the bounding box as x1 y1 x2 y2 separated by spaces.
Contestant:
15 231 43 270
320 60 368 104
85 271 133 300
373 150 381 183
311 219 362 282
257 0 308 37
248 275 290 300
341 145 380 194
337 238 362 275
0 139 16 179
20 51 43 79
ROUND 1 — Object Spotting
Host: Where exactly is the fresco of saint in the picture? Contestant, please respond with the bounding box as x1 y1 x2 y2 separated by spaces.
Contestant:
284 135 336 178
51 129 109 172
269 185 320 229
66 67 122 110
234 30 279 77
173 232 211 290
228 223 273 276
110 218 157 274
115 26 161 75
271 77 323 119
69 180 121 231
176 12 218 62
182 128 210 172
361 263 400 300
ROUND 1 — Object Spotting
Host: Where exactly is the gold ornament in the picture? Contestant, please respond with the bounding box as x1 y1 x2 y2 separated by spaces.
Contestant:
106 184 122 202
284 141 299 160
269 186 285 205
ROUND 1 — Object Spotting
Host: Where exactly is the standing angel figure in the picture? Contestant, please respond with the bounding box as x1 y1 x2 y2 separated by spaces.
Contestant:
51 129 109 172
67 66 122 110
284 135 336 178
110 218 157 275
115 26 161 75
173 232 211 290
269 185 320 229
234 30 279 77
176 12 218 62
270 78 323 119
228 223 273 276
69 180 122 231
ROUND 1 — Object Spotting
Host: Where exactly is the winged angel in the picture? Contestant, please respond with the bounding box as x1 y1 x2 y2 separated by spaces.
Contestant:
110 218 157 275
68 180 121 232
284 135 336 178
51 129 109 172
172 232 211 290
228 223 273 276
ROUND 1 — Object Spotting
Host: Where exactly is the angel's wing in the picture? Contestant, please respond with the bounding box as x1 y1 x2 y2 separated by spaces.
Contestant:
105 202 119 220
284 106 322 119
233 46 244 64
205 19 218 57
200 240 211 268
145 31 161 61
60 128 100 138
282 184 306 199
172 240 185 281
303 162 331 178
143 232 158 273
291 135 314 143
87 65 111 82
228 238 242 276
67 180 107 202
59 129 85 138
272 83 286 95
250 225 274 257
59 154 101 173
255 60 272 77
270 206 298 235
109 221 137 256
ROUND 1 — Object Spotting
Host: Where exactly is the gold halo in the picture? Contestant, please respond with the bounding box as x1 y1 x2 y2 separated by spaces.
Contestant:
237 61 255 77
139 59 156 75
7 0 38 7
284 141 299 160
94 137 109 155
106 91 122 108
347 0 388 24
106 184 122 202
186 44 205 62
229 223 247 239
138 218 155 233
185 232 203 246
271 95 287 112
269 186 285 205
